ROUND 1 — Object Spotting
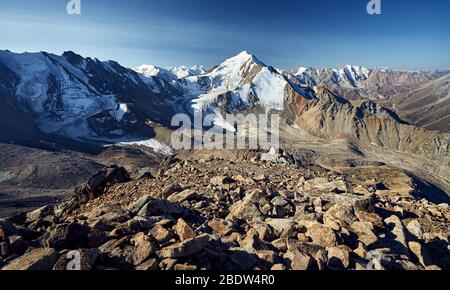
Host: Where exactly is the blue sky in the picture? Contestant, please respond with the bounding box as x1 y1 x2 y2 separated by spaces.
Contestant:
1 0 449 69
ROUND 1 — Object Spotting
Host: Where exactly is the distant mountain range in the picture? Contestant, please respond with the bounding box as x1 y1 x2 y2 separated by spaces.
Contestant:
286 65 450 132
0 50 449 164
134 64 205 81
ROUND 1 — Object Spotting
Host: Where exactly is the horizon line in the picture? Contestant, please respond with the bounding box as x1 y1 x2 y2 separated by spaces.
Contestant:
2 48 449 73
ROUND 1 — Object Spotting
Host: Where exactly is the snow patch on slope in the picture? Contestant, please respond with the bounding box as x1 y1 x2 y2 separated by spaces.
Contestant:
111 103 129 122
0 51 119 138
118 139 174 156
252 67 287 110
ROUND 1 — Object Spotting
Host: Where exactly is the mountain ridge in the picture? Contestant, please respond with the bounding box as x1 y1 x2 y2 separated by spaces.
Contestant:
0 49 448 166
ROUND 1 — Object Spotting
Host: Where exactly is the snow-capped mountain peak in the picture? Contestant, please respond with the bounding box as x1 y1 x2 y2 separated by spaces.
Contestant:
166 65 205 79
218 51 264 69
181 51 291 120
134 64 177 81
0 50 185 141
134 64 161 77
333 65 371 86
295 67 309 75
134 64 205 80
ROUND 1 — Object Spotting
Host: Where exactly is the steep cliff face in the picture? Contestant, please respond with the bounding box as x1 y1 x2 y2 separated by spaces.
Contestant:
0 59 42 142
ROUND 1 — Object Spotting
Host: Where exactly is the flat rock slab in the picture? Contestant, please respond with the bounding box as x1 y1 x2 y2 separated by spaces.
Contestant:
156 234 210 259
2 248 58 270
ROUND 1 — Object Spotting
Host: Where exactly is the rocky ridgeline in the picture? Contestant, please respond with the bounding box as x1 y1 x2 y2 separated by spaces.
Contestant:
1 150 449 270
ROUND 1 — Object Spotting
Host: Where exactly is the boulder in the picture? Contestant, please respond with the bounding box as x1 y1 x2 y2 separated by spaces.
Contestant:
167 189 197 203
132 169 154 180
256 250 278 265
271 196 289 207
353 242 370 260
355 211 384 228
350 221 379 246
175 218 196 241
304 178 349 193
2 248 58 270
312 197 323 213
266 219 296 238
149 225 175 243
98 211 130 226
208 219 233 236
323 204 357 228
239 229 269 253
86 229 109 248
226 190 269 222
127 216 159 231
26 206 53 223
284 248 315 270
128 195 153 215
306 223 337 247
86 204 130 224
384 215 409 254
315 249 328 270
260 149 290 164
107 246 135 270
130 232 155 266
108 225 134 239
159 258 177 270
137 198 184 218
406 220 423 240
156 234 210 259
271 239 288 252
327 245 351 269
161 184 183 199
98 236 129 254
408 241 432 267
252 223 276 242
233 175 255 184
90 220 115 232
53 249 100 270
136 258 159 270
45 223 90 249
311 193 374 213
76 165 130 201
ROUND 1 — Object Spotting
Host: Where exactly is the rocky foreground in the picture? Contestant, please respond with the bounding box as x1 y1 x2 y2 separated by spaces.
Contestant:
1 150 449 270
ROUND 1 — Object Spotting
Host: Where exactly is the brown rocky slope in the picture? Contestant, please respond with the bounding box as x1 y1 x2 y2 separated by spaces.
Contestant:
284 86 450 166
1 151 448 270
